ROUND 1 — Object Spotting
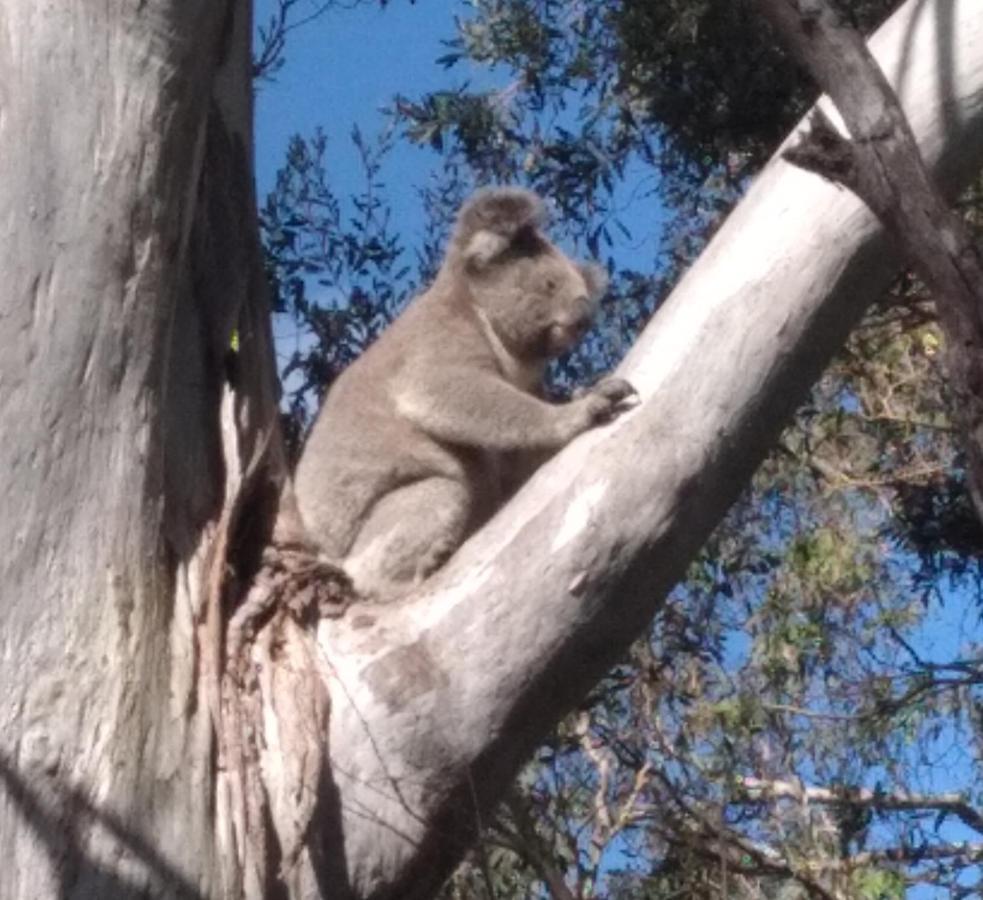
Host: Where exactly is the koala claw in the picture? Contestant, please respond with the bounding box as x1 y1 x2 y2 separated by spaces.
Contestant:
588 377 639 423
595 377 638 404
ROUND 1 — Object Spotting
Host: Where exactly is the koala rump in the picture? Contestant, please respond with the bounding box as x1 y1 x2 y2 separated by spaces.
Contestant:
294 187 636 601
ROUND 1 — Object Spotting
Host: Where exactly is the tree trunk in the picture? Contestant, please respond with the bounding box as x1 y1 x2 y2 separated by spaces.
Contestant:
0 2 274 897
0 2 982 900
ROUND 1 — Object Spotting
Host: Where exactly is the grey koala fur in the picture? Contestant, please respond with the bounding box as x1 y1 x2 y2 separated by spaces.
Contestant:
294 187 636 600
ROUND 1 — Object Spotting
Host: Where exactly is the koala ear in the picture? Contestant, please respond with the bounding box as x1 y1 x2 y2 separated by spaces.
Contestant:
579 262 610 300
453 187 548 271
462 229 512 270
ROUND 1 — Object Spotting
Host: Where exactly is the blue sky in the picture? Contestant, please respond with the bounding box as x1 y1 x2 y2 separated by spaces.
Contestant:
253 0 492 388
252 0 668 268
254 0 492 247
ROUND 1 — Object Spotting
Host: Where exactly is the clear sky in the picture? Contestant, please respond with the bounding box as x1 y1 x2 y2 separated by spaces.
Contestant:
253 0 498 248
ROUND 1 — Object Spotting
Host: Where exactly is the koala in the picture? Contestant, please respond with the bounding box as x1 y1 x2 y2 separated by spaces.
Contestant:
294 187 636 600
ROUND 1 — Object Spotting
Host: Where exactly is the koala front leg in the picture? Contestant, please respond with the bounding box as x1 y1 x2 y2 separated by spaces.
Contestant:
395 369 637 453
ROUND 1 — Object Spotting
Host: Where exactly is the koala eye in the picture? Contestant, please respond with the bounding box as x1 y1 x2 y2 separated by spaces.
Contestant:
544 277 557 292
511 225 543 257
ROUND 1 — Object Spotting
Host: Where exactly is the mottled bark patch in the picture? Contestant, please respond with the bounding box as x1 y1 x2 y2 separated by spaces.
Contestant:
364 642 450 713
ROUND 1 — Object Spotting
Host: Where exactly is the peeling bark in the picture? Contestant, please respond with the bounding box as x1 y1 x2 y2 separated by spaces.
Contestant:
0 1 318 896
0 2 242 896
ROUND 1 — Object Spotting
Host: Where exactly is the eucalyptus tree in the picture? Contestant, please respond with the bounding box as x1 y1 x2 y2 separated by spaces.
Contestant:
2 2 983 899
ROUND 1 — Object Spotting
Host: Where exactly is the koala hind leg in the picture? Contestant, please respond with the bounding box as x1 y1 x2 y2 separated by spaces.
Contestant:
344 477 472 601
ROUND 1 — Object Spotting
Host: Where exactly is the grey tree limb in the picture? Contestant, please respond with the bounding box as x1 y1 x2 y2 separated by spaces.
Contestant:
2 1 983 899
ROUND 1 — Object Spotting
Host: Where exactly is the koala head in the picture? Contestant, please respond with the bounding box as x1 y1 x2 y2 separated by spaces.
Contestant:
449 187 609 361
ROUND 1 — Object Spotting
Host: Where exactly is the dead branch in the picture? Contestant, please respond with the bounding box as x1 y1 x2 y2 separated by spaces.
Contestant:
754 0 983 525
740 777 983 835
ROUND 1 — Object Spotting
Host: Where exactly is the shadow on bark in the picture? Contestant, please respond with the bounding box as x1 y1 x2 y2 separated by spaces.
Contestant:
307 760 353 900
0 751 205 899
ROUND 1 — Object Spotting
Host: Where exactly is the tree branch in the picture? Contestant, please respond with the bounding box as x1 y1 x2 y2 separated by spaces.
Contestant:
754 0 983 524
498 793 579 900
740 777 983 835
830 841 983 869
652 772 847 900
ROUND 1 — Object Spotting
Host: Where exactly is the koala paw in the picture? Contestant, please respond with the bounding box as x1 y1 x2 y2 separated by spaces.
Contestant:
584 377 639 424
416 536 458 583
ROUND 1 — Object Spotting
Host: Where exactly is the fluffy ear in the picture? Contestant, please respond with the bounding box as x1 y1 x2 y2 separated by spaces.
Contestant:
579 262 609 300
452 187 548 271
461 230 511 269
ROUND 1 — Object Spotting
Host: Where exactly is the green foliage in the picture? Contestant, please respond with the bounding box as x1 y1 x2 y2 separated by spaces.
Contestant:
851 867 905 899
614 0 896 176
396 0 898 212
261 126 416 450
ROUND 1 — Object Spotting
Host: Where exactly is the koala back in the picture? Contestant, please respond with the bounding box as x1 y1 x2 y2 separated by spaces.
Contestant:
294 282 501 560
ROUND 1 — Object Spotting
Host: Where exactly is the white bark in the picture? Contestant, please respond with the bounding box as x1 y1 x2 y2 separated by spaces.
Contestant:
312 3 983 897
0 2 267 897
